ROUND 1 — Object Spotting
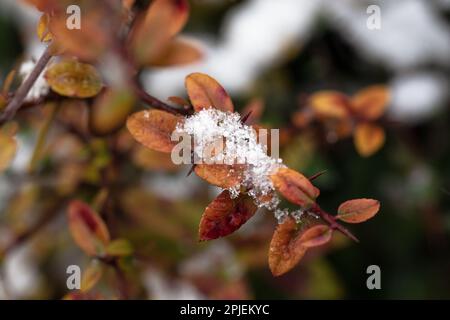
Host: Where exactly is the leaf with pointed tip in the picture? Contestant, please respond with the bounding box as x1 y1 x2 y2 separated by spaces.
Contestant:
81 260 103 292
270 168 320 208
269 218 332 276
67 200 110 256
337 198 380 223
105 239 134 257
127 109 182 153
199 190 257 241
299 225 332 248
354 123 385 157
268 217 306 276
37 13 52 42
185 73 234 112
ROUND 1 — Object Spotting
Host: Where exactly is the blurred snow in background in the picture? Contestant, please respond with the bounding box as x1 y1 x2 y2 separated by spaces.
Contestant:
1 0 448 123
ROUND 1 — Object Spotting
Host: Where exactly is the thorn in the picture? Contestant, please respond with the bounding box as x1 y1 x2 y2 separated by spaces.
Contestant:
240 110 253 124
186 164 196 177
309 170 327 182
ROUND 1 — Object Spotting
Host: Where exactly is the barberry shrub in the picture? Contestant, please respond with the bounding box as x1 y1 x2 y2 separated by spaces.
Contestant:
0 0 382 298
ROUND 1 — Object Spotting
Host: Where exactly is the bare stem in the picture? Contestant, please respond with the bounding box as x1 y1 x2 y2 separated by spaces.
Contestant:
0 45 53 126
311 203 359 243
131 80 191 116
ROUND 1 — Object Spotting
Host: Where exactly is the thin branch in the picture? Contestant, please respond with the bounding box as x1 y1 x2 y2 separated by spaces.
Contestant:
0 45 53 125
132 80 191 116
308 170 327 182
310 203 359 243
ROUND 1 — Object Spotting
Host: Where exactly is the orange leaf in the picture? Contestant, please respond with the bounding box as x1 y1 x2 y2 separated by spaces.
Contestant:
199 190 258 241
122 0 135 11
268 217 306 276
126 109 182 153
309 91 351 119
25 0 58 12
354 123 385 157
351 85 390 120
194 164 244 188
299 224 332 248
337 198 380 223
132 146 178 171
89 88 136 136
67 200 110 256
185 73 234 112
268 218 333 276
130 0 189 65
45 60 103 98
270 168 320 208
48 5 116 61
144 37 202 67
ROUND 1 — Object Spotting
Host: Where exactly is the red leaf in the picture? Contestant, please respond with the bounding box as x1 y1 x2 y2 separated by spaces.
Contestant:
199 190 258 241
67 200 110 256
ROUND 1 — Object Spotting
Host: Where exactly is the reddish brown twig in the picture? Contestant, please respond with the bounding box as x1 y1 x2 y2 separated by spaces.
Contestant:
310 203 359 243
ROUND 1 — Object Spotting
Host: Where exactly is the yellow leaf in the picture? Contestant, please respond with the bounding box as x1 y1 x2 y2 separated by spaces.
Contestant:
45 60 103 98
105 239 134 257
37 13 52 42
354 123 385 157
351 85 390 120
81 260 103 292
309 91 350 119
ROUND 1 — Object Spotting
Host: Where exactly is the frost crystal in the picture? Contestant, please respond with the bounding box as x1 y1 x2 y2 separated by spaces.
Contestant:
176 108 307 223
19 60 49 102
